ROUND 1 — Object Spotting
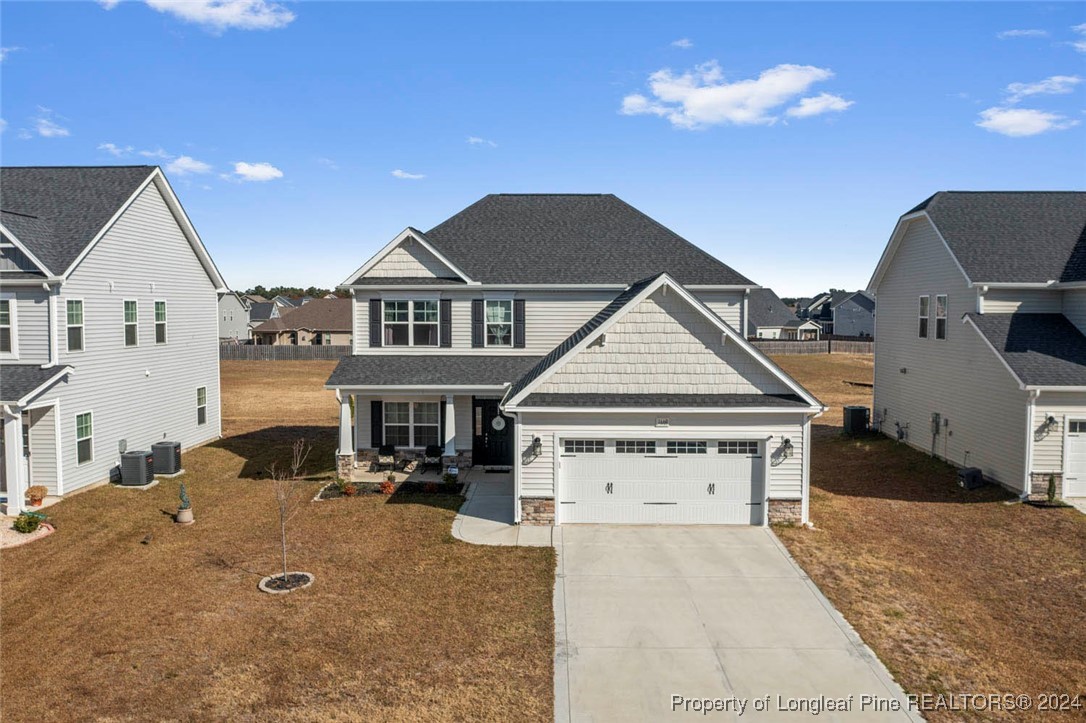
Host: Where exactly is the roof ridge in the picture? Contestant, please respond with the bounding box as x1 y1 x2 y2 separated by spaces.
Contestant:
0 209 42 219
0 165 157 170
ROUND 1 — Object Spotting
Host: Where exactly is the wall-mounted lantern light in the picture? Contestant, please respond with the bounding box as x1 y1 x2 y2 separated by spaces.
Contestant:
781 438 794 460
1037 415 1058 440
531 436 542 457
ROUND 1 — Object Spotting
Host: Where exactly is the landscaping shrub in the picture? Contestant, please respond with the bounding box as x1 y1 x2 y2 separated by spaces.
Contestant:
13 512 43 534
380 480 395 495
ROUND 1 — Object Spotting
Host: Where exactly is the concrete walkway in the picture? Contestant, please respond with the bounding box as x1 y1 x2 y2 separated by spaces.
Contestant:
450 471 554 547
1067 497 1086 516
554 526 921 723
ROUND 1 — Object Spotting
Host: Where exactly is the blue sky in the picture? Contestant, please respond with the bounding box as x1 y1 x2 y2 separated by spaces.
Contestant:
2 1 1084 296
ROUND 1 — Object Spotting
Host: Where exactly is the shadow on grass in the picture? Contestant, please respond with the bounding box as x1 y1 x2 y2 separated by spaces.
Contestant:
209 425 337 480
385 487 464 514
810 425 1017 505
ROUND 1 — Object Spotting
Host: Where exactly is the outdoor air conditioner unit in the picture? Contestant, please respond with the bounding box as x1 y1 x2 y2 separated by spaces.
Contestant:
843 406 870 436
152 441 182 475
957 467 984 490
119 451 154 486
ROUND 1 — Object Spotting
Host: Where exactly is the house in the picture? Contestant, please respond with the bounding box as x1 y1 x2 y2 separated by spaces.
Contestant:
325 194 824 525
242 293 268 304
868 191 1086 502
247 301 280 336
0 166 225 514
746 288 821 340
252 296 351 345
218 291 250 340
798 290 875 336
271 294 298 308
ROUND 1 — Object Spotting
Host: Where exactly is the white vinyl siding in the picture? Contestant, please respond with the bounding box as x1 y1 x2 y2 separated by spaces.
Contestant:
359 241 455 278
27 405 59 495
982 288 1062 314
1031 392 1086 474
2 290 51 363
693 290 745 332
872 217 1028 491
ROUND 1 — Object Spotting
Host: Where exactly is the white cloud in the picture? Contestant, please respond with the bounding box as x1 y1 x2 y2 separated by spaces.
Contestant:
1071 23 1086 53
33 108 70 138
976 107 1079 137
996 29 1048 39
671 38 693 49
139 147 172 159
166 155 212 175
0 119 6 134
316 157 339 170
143 0 294 32
785 92 854 118
1004 75 1082 104
467 136 497 148
98 142 133 156
232 161 283 181
97 0 122 8
0 46 24 62
391 169 425 180
620 60 847 128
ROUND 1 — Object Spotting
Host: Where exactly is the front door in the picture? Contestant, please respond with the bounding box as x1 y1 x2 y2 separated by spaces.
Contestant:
1066 420 1086 498
472 397 513 467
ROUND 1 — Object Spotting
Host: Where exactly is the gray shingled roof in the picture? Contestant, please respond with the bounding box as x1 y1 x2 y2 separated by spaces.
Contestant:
746 288 802 335
254 297 351 333
352 276 465 285
0 364 72 404
967 313 1086 387
504 273 663 402
909 192 1086 283
248 302 276 322
326 354 543 387
519 393 809 408
360 194 754 286
0 166 156 275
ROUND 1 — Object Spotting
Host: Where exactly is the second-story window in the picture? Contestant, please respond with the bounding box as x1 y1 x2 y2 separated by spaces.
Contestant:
0 299 14 356
66 299 84 352
155 301 167 344
918 295 929 339
935 294 947 340
124 300 139 347
485 299 513 347
383 300 438 347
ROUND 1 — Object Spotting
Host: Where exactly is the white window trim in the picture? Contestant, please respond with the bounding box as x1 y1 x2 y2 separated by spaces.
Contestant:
383 400 440 448
0 297 19 359
154 299 168 345
382 299 439 348
197 386 207 425
123 299 139 348
65 298 85 353
484 298 514 348
616 440 656 454
75 410 94 465
935 294 948 341
667 440 708 454
918 295 930 339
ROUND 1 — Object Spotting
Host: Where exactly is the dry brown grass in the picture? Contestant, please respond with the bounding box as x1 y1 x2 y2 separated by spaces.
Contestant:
773 354 1086 722
1 361 555 722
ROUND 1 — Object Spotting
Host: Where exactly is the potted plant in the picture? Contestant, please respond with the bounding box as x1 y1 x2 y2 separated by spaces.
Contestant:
26 485 47 507
175 482 194 525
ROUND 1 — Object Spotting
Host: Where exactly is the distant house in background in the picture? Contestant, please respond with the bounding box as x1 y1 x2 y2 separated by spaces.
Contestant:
271 294 298 308
746 288 821 340
247 301 280 337
252 297 352 345
241 293 268 304
218 291 250 340
798 290 875 336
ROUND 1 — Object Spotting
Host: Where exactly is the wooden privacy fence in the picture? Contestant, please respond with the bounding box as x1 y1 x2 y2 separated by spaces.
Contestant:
220 344 352 361
752 339 873 355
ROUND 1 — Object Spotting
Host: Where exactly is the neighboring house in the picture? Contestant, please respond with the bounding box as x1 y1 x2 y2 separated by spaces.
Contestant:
242 293 269 304
868 191 1086 502
218 291 250 340
271 295 297 308
0 166 225 514
325 194 824 526
746 288 821 340
798 290 874 336
247 301 280 336
252 297 351 345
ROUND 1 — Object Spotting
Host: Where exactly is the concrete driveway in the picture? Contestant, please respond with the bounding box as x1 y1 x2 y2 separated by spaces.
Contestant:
554 526 920 722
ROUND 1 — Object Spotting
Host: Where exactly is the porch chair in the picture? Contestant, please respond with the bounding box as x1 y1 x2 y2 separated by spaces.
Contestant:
421 445 444 475
376 445 397 472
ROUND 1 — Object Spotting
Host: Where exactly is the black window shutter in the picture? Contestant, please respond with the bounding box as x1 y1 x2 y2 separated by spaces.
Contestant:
440 299 452 348
439 400 447 449
368 299 382 347
370 400 383 447
513 299 526 348
471 299 484 348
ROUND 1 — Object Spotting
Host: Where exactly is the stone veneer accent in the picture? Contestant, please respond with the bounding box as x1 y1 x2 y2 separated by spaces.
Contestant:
1029 472 1063 502
336 454 354 481
767 499 802 525
520 497 555 525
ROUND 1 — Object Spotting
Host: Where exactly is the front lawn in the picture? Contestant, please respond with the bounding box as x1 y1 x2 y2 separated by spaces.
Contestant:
773 354 1086 721
0 361 555 721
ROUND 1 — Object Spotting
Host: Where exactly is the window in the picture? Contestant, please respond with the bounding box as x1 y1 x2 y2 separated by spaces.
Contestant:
75 412 93 464
289 331 298 345
155 301 167 344
0 299 14 355
124 300 138 347
918 295 929 339
935 294 947 340
667 441 707 454
563 440 605 454
197 387 207 426
383 300 439 347
384 401 439 448
66 299 84 352
616 440 656 454
719 441 758 455
485 299 513 347
1070 421 1085 434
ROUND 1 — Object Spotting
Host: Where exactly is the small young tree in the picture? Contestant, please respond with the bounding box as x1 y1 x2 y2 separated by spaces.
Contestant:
269 438 312 581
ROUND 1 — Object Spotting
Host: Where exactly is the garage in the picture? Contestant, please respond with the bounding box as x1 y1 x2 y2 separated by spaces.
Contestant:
557 438 765 525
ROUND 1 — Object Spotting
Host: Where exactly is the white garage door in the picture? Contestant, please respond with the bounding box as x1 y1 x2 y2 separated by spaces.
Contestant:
1066 420 1086 498
558 438 765 525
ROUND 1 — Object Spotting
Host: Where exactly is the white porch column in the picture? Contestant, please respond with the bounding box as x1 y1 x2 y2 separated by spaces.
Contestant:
337 392 354 457
443 394 456 456
3 408 26 515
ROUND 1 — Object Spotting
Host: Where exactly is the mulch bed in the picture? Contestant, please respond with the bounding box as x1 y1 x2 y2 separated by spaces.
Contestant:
317 481 465 500
262 573 313 592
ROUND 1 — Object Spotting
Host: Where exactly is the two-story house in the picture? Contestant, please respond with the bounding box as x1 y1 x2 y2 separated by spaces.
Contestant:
746 288 822 340
0 166 225 514
798 290 875 337
218 291 250 340
325 194 824 526
868 192 1086 502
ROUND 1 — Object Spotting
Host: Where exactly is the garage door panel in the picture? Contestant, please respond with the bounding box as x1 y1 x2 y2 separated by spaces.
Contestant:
561 501 759 525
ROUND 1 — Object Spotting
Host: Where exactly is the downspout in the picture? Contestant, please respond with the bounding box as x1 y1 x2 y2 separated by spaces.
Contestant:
1024 389 1039 497
742 289 750 338
45 282 59 366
